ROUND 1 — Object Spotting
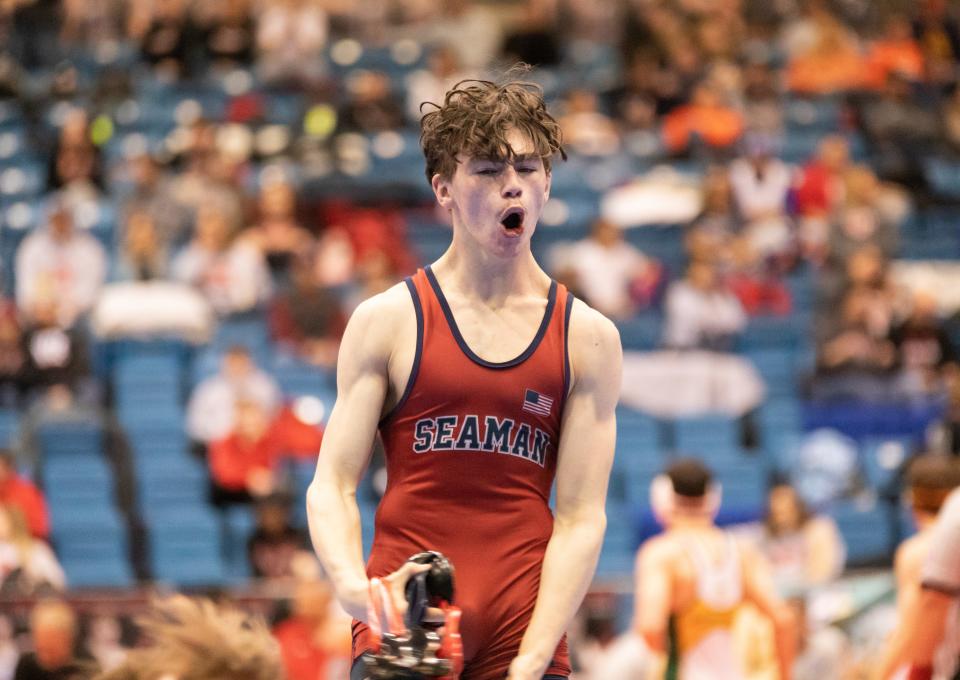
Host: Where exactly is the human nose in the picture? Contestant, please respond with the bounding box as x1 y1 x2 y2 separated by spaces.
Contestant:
500 166 522 198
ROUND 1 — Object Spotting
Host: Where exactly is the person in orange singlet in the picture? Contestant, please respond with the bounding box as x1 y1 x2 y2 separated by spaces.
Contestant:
306 72 622 680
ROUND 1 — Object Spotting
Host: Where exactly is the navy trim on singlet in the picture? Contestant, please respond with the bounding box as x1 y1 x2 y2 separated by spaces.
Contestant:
379 276 424 426
424 264 558 370
562 292 574 402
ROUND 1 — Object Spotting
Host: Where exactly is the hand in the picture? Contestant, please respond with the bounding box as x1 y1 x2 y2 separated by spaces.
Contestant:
369 561 445 629
505 653 548 680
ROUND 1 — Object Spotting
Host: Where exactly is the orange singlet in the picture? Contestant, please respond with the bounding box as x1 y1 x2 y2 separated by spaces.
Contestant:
352 266 573 680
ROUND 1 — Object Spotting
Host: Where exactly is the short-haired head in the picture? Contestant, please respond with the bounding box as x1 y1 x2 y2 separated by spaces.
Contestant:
666 457 713 499
419 66 566 185
907 453 960 516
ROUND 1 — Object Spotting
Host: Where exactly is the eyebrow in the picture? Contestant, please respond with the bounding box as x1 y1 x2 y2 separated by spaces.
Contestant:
471 154 540 164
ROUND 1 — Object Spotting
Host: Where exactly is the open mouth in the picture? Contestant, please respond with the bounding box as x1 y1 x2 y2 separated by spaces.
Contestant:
500 209 525 233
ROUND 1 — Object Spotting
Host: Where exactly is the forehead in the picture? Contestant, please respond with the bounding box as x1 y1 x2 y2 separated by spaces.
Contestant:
460 128 540 164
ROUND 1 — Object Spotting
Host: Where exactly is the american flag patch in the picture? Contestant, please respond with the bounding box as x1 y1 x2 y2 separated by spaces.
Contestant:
522 389 553 417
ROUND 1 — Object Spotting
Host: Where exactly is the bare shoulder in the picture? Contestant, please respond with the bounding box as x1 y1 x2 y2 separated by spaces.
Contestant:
567 297 622 387
638 534 674 566
895 532 930 580
340 281 415 366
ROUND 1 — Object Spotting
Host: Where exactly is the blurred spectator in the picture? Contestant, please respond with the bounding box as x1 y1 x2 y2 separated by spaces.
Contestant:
0 451 49 541
19 299 92 403
876 454 960 680
786 10 865 95
14 198 107 329
167 119 245 223
344 249 401 312
112 209 167 282
186 345 281 450
416 0 502 71
0 614 16 680
59 0 124 50
662 81 744 156
573 593 651 680
268 253 345 369
197 0 254 71
272 579 351 680
247 493 310 581
890 290 957 393
663 260 747 351
256 0 328 88
911 0 960 87
208 399 322 506
864 14 925 89
786 597 850 680
794 136 851 261
123 152 190 248
0 302 25 408
828 166 900 264
336 70 405 135
557 88 620 157
690 165 739 248
943 84 960 151
130 0 196 80
45 107 104 198
500 0 561 68
755 483 845 594
551 218 663 320
858 73 939 188
13 600 80 680
405 44 469 123
0 506 65 596
172 201 272 316
742 60 784 137
729 135 795 264
245 178 313 281
82 615 127 674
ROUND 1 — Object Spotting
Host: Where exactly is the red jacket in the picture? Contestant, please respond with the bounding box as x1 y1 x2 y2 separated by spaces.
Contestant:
0 475 50 539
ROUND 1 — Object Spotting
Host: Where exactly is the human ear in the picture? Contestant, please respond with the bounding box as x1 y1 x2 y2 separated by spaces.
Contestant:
432 174 453 210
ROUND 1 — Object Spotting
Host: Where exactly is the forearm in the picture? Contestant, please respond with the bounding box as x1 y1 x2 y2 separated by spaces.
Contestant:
773 615 796 680
306 480 369 620
517 514 606 672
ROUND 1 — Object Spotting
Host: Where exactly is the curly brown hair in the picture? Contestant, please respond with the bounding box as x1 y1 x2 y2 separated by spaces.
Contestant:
419 72 566 185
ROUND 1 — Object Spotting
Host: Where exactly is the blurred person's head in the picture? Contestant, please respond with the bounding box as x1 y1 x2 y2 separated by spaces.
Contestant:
686 260 721 292
906 454 960 527
691 81 722 108
349 70 391 105
816 135 850 171
30 599 77 670
254 494 291 536
589 218 622 248
233 398 270 442
765 483 812 536
291 578 333 624
651 458 720 527
908 289 940 323
129 153 161 189
258 180 296 221
123 209 161 258
221 345 254 380
0 451 14 484
47 200 75 243
882 13 913 42
92 596 282 680
564 88 601 115
702 165 732 214
194 202 234 251
844 164 879 206
59 107 90 148
428 44 461 78
845 245 885 287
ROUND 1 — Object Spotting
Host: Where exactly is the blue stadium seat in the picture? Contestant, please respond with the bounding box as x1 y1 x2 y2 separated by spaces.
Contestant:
36 420 104 459
148 505 226 586
831 500 894 565
52 509 134 588
673 415 740 454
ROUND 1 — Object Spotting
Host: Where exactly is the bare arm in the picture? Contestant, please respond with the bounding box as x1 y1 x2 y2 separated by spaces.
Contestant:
508 304 622 680
306 292 400 621
875 538 924 680
634 540 673 655
741 542 795 680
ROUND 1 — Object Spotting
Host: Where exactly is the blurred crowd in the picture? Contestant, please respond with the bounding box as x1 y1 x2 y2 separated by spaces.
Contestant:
0 0 958 678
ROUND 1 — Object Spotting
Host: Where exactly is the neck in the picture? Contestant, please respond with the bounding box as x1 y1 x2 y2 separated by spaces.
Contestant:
432 232 548 303
668 514 715 531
